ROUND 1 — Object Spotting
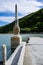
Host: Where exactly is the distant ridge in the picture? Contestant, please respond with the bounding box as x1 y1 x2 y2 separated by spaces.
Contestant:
0 8 43 33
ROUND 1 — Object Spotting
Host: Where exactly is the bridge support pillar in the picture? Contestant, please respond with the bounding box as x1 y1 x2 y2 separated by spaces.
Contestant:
11 35 22 51
2 44 7 65
11 4 22 52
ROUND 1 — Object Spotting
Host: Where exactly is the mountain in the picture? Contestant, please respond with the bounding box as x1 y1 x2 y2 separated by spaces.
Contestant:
0 8 43 33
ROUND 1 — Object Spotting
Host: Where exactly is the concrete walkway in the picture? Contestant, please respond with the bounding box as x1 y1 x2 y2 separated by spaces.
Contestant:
23 44 33 65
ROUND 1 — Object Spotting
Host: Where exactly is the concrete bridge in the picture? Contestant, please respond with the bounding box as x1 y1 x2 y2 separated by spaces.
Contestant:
2 39 34 65
2 37 43 65
3 42 34 65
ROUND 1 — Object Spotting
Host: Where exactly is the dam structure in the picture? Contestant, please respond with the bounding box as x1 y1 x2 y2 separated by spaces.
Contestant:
2 4 34 65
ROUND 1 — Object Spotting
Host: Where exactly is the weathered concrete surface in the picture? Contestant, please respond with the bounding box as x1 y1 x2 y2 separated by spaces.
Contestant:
6 43 26 65
23 44 33 65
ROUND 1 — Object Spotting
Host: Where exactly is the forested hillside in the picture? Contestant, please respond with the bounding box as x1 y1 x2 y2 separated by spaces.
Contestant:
0 8 43 33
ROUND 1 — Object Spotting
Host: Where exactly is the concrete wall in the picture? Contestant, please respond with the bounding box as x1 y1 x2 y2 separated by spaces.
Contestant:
17 44 25 65
6 43 25 65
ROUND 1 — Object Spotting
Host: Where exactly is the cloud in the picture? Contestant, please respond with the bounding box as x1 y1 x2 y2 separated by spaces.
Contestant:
0 17 15 23
38 6 43 8
0 0 43 26
0 0 43 13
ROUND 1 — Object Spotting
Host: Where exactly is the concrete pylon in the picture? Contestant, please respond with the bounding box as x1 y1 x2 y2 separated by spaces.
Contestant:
11 4 22 51
2 44 7 65
13 4 20 35
15 4 18 26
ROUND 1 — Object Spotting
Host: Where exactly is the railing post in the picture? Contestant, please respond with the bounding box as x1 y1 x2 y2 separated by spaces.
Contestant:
2 44 7 65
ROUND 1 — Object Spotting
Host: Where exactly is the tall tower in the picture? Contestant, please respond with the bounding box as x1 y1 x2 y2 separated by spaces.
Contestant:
11 4 22 51
13 4 20 35
15 4 18 26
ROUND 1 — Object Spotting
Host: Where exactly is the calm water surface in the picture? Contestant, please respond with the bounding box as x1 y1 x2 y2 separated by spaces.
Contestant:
0 34 43 61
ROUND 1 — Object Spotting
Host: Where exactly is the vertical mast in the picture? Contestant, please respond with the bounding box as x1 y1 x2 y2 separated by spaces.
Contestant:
15 4 19 26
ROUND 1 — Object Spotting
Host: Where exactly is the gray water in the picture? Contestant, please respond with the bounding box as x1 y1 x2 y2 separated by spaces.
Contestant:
0 34 43 61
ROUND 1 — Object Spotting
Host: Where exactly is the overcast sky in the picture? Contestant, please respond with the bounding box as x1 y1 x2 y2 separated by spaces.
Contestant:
0 0 43 26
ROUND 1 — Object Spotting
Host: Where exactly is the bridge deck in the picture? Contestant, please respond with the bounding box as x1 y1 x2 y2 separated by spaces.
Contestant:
23 44 32 65
23 44 37 65
6 37 43 65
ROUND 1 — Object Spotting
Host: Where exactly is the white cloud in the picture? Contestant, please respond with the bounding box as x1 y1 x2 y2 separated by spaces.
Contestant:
0 0 43 13
0 17 15 23
0 16 24 23
0 0 43 25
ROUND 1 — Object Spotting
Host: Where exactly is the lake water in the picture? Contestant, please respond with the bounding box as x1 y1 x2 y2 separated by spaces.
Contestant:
0 34 43 62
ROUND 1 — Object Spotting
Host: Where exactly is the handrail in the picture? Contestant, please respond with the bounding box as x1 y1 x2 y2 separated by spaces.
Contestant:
17 44 25 65
6 44 26 65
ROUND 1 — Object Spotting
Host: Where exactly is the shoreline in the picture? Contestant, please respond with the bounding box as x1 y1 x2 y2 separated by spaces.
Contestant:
0 32 43 34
